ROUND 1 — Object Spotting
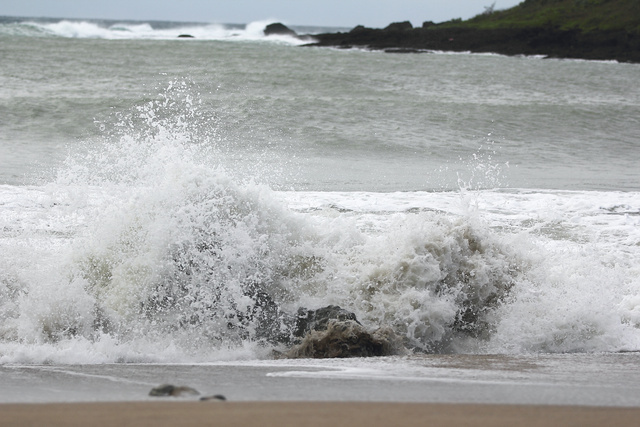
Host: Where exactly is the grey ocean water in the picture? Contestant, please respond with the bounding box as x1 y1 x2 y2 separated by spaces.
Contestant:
1 18 640 405
2 19 639 191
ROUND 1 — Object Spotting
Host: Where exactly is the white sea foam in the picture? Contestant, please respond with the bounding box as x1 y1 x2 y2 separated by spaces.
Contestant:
2 185 639 362
1 80 639 364
0 19 311 44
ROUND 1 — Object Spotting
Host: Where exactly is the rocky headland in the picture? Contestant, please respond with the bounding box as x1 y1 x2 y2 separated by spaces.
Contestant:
300 0 640 62
305 23 639 62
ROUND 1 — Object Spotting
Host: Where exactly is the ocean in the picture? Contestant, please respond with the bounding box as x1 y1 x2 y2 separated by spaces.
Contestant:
1 17 640 405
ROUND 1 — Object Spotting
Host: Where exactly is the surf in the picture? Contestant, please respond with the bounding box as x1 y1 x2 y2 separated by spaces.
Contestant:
0 17 314 44
0 79 639 364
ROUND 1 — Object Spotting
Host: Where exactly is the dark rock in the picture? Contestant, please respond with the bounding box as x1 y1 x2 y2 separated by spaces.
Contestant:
286 319 402 358
200 394 226 401
217 284 404 358
149 384 200 397
241 282 296 344
264 23 297 36
350 25 369 33
384 48 424 53
283 305 405 358
422 21 436 28
177 34 194 38
384 21 413 32
293 305 360 338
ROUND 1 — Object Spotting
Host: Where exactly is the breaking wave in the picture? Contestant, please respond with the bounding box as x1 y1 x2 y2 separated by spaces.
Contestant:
0 18 316 44
1 79 639 363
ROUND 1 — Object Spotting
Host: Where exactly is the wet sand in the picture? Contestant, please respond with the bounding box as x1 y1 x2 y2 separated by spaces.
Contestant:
4 354 640 406
2 401 640 427
2 353 640 427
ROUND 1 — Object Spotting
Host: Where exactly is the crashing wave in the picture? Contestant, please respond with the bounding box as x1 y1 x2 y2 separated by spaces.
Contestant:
0 19 310 43
1 79 638 363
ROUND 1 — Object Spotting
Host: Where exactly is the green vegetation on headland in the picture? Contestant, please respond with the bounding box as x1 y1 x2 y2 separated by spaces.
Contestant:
304 0 640 62
456 0 640 33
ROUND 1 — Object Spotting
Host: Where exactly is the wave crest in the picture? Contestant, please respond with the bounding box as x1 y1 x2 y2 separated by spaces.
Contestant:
0 19 309 43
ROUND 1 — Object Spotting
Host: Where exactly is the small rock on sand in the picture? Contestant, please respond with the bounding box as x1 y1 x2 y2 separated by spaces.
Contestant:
149 384 200 397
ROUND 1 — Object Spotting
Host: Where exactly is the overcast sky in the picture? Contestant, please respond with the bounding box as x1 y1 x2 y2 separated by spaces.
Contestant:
2 1 524 28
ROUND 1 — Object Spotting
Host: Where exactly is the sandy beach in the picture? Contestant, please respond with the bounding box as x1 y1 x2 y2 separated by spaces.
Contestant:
2 401 640 427
3 354 640 406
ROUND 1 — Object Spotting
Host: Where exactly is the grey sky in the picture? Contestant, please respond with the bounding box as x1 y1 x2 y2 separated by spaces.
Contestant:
2 1 523 28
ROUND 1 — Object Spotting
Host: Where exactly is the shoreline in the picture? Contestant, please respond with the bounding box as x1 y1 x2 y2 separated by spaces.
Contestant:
3 353 640 406
2 401 640 427
303 25 640 63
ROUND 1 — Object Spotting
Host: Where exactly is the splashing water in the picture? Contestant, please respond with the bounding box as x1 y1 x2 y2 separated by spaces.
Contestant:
1 80 639 364
0 19 312 43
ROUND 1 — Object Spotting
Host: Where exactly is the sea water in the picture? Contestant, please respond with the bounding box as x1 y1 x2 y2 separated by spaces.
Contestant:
1 17 640 403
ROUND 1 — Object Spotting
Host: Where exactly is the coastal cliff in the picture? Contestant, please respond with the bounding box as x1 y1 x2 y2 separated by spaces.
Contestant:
304 0 640 62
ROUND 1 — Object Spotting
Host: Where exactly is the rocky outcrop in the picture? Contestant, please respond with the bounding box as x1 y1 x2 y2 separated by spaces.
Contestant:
292 305 360 338
384 21 413 32
264 23 297 37
303 25 640 62
222 280 404 358
286 319 402 358
281 305 404 358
